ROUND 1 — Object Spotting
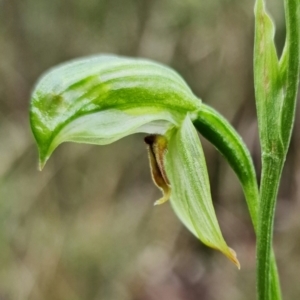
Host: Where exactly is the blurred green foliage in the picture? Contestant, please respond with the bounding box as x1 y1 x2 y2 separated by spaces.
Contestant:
0 0 299 299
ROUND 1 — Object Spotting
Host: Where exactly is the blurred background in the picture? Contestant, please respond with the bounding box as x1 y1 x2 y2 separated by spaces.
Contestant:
1 0 300 299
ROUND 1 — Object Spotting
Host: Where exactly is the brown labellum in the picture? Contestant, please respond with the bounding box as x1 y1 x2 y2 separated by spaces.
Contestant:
144 135 171 205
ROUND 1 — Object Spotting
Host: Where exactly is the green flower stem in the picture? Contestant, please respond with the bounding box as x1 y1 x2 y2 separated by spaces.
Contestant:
194 104 281 299
257 155 284 300
255 0 300 298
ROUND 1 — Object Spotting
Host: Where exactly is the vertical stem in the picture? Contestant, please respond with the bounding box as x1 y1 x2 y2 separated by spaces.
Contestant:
257 154 284 300
255 0 299 297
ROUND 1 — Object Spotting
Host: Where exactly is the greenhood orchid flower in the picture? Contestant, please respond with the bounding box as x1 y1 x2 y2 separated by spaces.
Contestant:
30 55 242 268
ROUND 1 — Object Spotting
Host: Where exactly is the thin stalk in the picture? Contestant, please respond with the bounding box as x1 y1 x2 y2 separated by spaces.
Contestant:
255 0 299 298
257 154 284 300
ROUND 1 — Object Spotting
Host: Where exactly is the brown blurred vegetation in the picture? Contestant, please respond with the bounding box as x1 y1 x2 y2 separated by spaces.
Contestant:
1 0 300 299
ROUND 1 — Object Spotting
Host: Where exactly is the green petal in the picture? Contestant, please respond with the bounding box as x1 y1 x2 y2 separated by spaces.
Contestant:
29 55 201 168
165 116 240 268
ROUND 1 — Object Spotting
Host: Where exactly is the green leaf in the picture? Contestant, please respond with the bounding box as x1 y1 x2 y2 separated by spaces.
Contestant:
279 0 300 151
254 0 300 155
254 0 283 154
30 55 202 168
165 116 240 268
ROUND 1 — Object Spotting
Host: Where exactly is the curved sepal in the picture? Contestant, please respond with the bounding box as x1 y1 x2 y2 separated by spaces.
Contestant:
165 116 240 268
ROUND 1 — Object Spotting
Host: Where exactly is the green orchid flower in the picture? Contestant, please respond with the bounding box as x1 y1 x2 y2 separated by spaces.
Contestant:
29 55 256 268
